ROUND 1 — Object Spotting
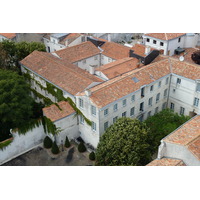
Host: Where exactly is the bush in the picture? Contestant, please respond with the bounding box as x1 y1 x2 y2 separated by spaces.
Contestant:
78 142 86 153
43 136 53 149
51 141 60 154
65 136 71 148
89 151 95 161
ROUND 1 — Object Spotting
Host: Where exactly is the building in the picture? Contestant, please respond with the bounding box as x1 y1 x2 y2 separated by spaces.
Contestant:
147 115 200 166
20 33 200 149
0 33 17 41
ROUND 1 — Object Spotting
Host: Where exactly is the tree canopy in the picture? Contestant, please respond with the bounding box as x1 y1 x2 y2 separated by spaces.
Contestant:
95 117 151 166
0 69 34 141
145 109 190 154
191 50 200 65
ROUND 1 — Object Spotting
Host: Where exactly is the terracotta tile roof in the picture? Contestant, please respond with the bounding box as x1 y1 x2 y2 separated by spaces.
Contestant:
101 42 131 59
59 33 82 45
55 41 100 62
43 101 75 122
131 43 156 57
144 33 186 41
147 158 186 166
172 47 200 64
77 58 171 108
20 50 103 95
0 33 16 39
96 57 140 79
164 115 200 160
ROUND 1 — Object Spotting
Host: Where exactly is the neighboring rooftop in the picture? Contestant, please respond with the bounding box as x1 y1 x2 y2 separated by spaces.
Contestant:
0 33 16 39
20 50 103 95
131 43 156 57
43 101 75 122
55 41 100 62
147 158 186 166
96 57 140 79
144 33 186 41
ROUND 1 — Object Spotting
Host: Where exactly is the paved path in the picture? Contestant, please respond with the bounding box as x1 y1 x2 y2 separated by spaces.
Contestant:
2 144 94 166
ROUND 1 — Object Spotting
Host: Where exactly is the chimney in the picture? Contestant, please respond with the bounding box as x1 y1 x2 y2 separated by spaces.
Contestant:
145 46 151 55
107 33 111 42
85 89 91 97
65 39 68 46
89 65 96 75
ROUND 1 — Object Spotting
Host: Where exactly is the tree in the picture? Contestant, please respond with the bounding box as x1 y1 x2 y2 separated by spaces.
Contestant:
95 117 151 166
43 136 53 149
0 43 10 70
191 50 200 65
0 69 34 140
89 152 95 161
65 136 71 148
145 109 190 154
78 142 86 153
51 141 60 154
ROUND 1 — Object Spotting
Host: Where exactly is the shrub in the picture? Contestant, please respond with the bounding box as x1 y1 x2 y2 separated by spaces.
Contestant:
43 136 53 149
78 142 86 153
65 136 71 148
89 151 95 161
51 141 60 154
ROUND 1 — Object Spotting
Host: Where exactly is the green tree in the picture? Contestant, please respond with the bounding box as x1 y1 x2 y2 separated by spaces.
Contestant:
145 109 190 154
51 141 60 154
43 136 53 149
78 142 86 153
0 43 9 70
0 69 34 140
65 136 71 148
95 117 151 166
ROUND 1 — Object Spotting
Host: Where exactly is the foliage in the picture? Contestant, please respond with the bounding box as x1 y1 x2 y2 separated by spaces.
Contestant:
0 138 13 150
0 43 10 70
145 109 191 154
0 69 34 138
191 50 200 65
51 141 60 154
95 117 151 166
64 136 71 148
89 151 95 161
43 136 53 149
78 142 86 153
42 116 57 135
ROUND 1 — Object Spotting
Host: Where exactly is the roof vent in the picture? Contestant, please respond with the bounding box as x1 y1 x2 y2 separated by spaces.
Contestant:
132 77 139 83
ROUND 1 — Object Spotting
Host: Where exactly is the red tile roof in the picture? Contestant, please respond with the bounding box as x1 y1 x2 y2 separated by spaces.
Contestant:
164 115 200 160
144 33 186 41
20 51 103 95
59 33 82 45
43 101 75 122
131 43 156 57
147 158 186 166
55 41 100 62
0 33 16 39
101 42 131 59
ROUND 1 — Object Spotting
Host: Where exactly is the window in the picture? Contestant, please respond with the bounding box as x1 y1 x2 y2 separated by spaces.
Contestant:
113 116 118 123
83 59 86 64
165 77 169 85
104 121 109 131
80 115 84 124
196 83 200 92
155 107 159 114
113 103 118 111
140 102 144 111
141 87 145 97
130 107 135 116
164 89 168 98
122 111 126 117
79 98 84 108
177 78 181 84
108 58 112 62
158 81 161 88
81 37 85 42
91 105 96 116
194 97 199 107
162 102 167 110
131 95 135 102
91 121 97 131
104 108 108 116
122 99 127 107
94 55 98 60
156 93 160 103
170 103 175 111
146 38 150 42
160 42 164 46
148 97 153 106
153 40 157 44
47 46 50 52
180 107 185 115
178 37 181 43
150 85 154 92
147 111 151 117
138 114 144 122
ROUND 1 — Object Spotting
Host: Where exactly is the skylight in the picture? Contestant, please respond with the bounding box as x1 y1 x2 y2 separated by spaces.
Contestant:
132 77 139 83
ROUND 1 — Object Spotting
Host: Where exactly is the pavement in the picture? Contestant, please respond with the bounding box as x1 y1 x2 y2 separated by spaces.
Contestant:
2 143 94 166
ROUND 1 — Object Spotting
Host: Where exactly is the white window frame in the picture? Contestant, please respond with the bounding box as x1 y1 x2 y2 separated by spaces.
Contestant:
91 121 97 132
113 103 118 111
91 105 96 116
122 99 127 107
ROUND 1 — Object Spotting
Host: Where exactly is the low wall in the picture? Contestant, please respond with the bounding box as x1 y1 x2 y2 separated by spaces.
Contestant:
0 124 45 165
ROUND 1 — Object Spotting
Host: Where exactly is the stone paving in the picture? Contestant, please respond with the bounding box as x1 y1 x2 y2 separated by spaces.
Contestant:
2 143 94 166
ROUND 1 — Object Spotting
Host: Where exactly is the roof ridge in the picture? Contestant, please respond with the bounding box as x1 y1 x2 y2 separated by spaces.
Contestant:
165 33 168 40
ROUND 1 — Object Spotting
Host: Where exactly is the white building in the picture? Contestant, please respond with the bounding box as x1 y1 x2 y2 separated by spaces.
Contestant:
20 34 200 149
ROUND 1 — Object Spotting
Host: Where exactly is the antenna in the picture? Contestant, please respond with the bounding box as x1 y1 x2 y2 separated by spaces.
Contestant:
179 56 184 62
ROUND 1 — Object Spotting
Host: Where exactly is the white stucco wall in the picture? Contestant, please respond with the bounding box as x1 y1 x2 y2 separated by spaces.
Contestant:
0 124 45 165
43 37 66 52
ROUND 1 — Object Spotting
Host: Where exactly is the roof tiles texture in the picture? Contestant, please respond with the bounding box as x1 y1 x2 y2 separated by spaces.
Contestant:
0 33 16 39
147 158 186 166
144 33 186 41
43 101 75 122
131 43 156 57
